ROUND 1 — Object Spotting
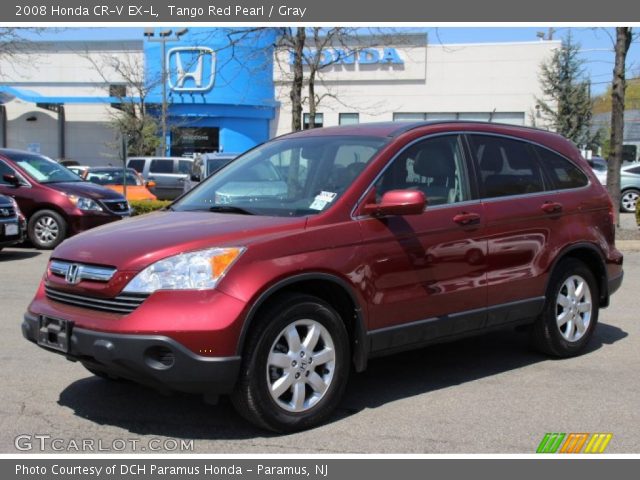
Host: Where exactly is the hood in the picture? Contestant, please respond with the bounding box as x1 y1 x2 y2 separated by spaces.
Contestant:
46 181 125 200
52 211 306 271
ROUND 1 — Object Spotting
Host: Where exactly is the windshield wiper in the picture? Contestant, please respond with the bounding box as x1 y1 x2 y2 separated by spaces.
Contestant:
208 205 256 215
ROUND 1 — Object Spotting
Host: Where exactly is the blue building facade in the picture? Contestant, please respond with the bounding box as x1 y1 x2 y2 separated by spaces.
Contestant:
144 28 277 156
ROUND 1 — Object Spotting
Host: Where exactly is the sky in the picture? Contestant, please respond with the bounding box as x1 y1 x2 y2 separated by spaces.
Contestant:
25 26 640 95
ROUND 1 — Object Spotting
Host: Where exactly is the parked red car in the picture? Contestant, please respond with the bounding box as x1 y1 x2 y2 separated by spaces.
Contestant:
0 149 130 249
22 122 623 432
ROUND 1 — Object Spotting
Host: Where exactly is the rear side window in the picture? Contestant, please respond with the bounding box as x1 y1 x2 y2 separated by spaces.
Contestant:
127 159 145 173
150 159 174 174
535 146 588 189
625 165 640 175
178 160 192 174
469 135 546 198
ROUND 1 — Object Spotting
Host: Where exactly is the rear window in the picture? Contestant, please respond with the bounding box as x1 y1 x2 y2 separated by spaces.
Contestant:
127 159 145 173
149 159 174 174
535 147 588 190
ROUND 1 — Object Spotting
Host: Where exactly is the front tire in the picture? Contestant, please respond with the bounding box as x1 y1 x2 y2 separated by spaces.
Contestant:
28 209 67 249
231 294 350 433
531 258 599 357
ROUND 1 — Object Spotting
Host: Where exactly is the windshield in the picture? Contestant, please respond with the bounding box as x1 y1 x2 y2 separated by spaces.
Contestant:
86 169 142 186
7 152 82 183
174 136 387 216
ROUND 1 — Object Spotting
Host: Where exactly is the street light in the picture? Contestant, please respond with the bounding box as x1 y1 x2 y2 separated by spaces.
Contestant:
144 28 189 156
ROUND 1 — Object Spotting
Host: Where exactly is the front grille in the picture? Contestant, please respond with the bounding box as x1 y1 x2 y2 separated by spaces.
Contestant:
45 286 148 314
0 206 15 218
101 199 130 214
50 260 116 283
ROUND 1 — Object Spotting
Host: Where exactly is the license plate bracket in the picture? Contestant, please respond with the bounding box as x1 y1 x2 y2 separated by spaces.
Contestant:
3 222 19 236
37 316 71 353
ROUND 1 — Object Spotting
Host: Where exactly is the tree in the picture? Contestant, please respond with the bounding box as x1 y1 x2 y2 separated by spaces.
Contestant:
80 51 160 157
537 33 594 146
275 28 408 132
607 27 633 226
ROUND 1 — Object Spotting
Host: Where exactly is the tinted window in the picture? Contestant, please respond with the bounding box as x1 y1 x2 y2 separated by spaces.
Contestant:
127 159 145 173
149 159 174 174
375 135 469 206
535 147 588 189
178 160 192 174
470 135 545 198
625 165 640 175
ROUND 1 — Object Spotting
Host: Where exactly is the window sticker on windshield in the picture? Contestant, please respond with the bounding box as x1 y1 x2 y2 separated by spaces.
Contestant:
309 191 337 211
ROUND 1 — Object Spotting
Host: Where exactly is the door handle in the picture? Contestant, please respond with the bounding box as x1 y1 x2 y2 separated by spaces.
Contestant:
541 202 563 214
453 212 481 226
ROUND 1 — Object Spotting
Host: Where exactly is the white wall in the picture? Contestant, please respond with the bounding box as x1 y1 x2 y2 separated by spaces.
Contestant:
0 40 143 164
273 40 559 136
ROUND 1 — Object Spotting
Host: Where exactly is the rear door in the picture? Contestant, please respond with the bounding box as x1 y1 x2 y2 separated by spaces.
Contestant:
147 158 179 200
358 134 489 354
467 134 559 325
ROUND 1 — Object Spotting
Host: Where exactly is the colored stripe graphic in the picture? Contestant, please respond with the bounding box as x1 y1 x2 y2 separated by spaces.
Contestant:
584 433 613 453
560 433 589 453
537 433 566 453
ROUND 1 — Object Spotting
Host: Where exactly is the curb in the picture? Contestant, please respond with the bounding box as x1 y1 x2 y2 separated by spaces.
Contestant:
617 240 640 252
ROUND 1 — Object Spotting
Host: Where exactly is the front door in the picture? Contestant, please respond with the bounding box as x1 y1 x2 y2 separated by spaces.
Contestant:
357 134 488 354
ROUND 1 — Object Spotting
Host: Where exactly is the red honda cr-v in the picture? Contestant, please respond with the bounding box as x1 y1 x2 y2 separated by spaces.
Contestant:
22 122 623 432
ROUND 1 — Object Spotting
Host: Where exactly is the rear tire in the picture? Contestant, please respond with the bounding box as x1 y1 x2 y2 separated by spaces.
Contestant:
231 294 350 433
28 209 67 249
531 258 599 357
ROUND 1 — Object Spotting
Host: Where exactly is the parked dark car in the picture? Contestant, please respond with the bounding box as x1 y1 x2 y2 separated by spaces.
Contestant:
0 194 26 251
23 122 623 432
0 149 130 249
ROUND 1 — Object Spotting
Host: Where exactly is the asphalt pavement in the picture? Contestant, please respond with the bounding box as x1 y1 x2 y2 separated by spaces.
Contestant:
1 227 639 454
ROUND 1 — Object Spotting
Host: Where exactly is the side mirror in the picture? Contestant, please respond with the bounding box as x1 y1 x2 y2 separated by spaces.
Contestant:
2 174 21 187
363 190 426 217
146 180 156 188
190 174 200 182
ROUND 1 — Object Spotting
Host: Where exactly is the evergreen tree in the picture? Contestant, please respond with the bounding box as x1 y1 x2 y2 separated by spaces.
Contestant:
537 33 594 146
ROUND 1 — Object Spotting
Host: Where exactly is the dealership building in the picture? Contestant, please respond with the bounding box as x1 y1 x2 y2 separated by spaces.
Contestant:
0 29 558 165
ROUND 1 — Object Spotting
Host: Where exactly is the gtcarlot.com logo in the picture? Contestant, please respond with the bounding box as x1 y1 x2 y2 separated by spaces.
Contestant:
536 433 613 453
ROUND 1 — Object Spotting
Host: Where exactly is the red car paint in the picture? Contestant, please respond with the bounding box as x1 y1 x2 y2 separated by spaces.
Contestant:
22 121 623 417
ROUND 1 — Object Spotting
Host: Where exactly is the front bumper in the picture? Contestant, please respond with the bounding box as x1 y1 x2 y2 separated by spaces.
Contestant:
0 216 25 247
22 312 241 395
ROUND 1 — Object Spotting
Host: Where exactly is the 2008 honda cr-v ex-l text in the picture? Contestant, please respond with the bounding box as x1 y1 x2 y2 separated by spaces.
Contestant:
22 122 624 432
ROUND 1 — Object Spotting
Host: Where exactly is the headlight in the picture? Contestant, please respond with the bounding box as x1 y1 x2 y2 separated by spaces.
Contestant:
7 196 21 214
123 247 245 293
68 195 103 212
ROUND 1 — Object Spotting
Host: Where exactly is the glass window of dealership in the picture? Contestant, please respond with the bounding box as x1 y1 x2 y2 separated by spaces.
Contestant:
0 30 558 164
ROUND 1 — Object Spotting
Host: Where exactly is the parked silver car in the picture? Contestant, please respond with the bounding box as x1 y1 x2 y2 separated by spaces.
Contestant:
126 157 193 200
586 158 640 213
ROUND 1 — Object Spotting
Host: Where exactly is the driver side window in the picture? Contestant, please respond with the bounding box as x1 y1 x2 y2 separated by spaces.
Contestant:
375 135 469 206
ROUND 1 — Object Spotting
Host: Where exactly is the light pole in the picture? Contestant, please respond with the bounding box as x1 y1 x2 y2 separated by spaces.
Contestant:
143 28 189 156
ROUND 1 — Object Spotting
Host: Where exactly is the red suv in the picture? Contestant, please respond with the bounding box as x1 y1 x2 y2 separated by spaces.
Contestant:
0 149 130 249
22 122 623 432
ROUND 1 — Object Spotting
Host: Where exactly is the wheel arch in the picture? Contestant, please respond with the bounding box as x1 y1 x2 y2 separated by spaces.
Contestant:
237 273 369 372
546 242 609 307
